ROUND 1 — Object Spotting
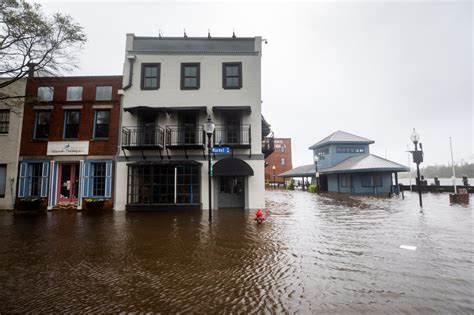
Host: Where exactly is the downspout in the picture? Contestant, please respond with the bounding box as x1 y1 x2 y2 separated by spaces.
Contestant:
122 55 136 91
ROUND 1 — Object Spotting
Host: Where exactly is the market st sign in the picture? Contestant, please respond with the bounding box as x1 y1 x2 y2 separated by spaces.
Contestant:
47 141 89 156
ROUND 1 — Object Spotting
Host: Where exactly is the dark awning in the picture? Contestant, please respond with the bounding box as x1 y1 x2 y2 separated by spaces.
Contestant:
213 158 254 176
124 106 207 113
212 106 251 113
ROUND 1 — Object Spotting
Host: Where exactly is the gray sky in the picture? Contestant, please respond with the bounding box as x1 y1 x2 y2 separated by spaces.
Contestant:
39 0 473 168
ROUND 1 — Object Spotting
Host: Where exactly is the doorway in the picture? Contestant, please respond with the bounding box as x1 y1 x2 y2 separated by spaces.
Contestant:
57 163 80 203
218 176 245 208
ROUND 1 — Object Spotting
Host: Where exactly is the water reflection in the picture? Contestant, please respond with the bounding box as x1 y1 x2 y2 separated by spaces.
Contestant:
0 191 472 313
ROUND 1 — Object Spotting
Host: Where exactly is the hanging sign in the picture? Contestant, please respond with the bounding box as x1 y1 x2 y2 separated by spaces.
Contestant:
47 141 89 156
211 147 230 154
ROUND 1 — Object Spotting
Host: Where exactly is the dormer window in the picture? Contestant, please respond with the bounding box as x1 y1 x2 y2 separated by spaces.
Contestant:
336 147 365 153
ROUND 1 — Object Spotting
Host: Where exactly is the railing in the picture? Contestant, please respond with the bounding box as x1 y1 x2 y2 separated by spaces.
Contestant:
122 126 164 149
213 124 251 147
262 132 275 158
166 125 206 148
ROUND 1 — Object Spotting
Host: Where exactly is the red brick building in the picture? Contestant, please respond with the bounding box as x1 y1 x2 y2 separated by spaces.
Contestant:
265 138 293 185
18 76 122 210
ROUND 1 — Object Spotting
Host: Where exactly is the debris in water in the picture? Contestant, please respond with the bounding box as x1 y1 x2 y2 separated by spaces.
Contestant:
400 245 417 251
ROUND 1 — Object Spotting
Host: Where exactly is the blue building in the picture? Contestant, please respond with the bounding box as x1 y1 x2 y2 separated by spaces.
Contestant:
280 131 409 194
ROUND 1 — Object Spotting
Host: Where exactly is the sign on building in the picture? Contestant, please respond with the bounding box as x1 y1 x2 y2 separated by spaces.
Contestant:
47 141 89 156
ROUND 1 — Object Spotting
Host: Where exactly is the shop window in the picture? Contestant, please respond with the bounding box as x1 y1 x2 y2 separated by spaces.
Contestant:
0 110 9 134
361 175 372 187
373 175 383 187
83 161 112 198
18 162 49 198
0 164 6 197
340 175 349 188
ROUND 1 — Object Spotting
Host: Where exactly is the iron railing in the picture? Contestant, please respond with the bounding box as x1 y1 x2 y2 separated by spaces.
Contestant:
262 132 275 158
165 125 206 148
213 124 251 147
122 126 164 149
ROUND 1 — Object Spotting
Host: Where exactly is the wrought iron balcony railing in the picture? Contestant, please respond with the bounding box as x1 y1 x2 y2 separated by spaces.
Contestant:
262 132 275 158
213 124 251 148
165 125 206 149
122 126 164 150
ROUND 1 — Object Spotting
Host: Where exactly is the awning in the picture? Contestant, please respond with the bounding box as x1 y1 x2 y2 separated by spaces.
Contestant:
212 106 251 113
124 106 207 113
213 158 254 176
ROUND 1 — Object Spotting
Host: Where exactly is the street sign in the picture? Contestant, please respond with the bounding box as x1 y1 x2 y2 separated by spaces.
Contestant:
316 172 320 178
211 147 231 154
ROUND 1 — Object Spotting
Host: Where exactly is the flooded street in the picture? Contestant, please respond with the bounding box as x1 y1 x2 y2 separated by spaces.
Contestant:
0 191 472 313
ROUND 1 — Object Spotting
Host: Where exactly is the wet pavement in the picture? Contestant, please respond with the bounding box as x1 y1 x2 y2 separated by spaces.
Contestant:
0 191 472 313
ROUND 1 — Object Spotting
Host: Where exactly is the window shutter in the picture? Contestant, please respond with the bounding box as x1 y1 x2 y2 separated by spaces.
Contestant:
40 162 49 197
105 161 112 198
18 162 27 198
83 162 91 197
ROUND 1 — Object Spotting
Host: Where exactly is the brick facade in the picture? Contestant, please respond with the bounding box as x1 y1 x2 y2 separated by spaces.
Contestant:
265 138 293 184
20 76 122 157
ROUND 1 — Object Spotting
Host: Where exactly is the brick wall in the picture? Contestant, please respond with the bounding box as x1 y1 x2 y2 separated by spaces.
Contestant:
265 138 293 183
20 76 122 157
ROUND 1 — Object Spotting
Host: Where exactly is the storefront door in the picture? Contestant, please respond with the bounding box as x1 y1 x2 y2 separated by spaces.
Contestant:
218 176 245 208
57 163 80 203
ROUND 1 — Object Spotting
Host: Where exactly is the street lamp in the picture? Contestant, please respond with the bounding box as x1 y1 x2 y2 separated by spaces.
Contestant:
272 165 276 188
410 128 423 207
203 115 215 221
314 154 320 193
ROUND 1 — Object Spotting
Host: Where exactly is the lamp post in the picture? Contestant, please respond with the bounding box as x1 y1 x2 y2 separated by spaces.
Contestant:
272 165 276 188
410 128 423 208
314 154 320 193
203 115 215 221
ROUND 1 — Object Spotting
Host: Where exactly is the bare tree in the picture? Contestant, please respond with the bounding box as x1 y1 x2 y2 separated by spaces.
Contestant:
0 0 86 94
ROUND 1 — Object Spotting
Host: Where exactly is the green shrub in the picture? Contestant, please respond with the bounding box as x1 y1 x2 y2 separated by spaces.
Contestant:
309 184 316 193
287 179 295 190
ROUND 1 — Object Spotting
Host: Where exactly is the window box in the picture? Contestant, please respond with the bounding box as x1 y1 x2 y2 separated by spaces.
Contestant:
16 197 46 212
84 198 105 210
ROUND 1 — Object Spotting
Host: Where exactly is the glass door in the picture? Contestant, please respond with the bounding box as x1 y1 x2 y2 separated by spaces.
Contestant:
57 163 79 203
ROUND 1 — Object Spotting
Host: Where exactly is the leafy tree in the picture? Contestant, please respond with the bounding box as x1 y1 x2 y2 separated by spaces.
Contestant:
0 0 86 94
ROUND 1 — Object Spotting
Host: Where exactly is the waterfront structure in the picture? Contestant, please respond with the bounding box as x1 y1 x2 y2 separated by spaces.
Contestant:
18 76 122 209
265 138 292 186
0 79 26 209
280 130 409 194
115 34 266 211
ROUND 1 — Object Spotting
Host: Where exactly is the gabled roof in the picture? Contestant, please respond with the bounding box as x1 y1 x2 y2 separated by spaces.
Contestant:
278 154 409 178
321 154 410 174
309 130 374 149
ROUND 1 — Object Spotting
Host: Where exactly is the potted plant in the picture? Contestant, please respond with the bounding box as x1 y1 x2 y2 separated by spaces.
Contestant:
84 198 105 210
18 197 43 211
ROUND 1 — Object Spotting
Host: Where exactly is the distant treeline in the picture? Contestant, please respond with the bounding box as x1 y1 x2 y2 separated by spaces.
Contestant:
399 163 474 178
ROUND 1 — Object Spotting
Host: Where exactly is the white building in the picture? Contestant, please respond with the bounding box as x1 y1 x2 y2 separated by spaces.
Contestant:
0 78 25 209
114 34 267 211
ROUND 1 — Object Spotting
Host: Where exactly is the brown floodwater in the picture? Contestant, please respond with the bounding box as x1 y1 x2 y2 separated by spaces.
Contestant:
0 191 472 313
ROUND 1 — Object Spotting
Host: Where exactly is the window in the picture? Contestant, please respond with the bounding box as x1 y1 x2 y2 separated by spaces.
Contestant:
95 86 112 101
66 86 83 101
127 164 200 205
281 157 286 165
37 87 54 102
315 147 329 160
141 63 160 90
340 175 349 188
222 62 242 89
373 175 383 187
280 145 286 153
181 63 200 90
18 162 49 198
94 110 110 139
361 175 372 187
0 110 9 134
337 147 365 153
92 163 106 197
64 110 80 139
34 111 51 139
0 165 6 197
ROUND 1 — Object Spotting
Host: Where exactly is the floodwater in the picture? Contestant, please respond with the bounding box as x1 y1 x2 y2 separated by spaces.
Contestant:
0 191 472 313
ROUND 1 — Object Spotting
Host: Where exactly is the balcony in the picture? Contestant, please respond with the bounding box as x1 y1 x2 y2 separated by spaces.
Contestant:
122 126 165 150
213 125 251 148
166 125 206 149
262 132 275 158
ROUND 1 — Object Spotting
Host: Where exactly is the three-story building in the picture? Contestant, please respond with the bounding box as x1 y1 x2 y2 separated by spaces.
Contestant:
115 34 265 211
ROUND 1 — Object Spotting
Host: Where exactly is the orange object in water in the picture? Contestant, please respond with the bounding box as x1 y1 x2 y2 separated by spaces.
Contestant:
255 209 265 223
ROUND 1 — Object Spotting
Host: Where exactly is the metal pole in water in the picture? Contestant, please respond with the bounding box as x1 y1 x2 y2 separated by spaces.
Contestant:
449 137 457 194
407 144 412 191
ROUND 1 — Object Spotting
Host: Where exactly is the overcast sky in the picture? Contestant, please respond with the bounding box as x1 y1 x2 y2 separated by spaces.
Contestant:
38 0 473 168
